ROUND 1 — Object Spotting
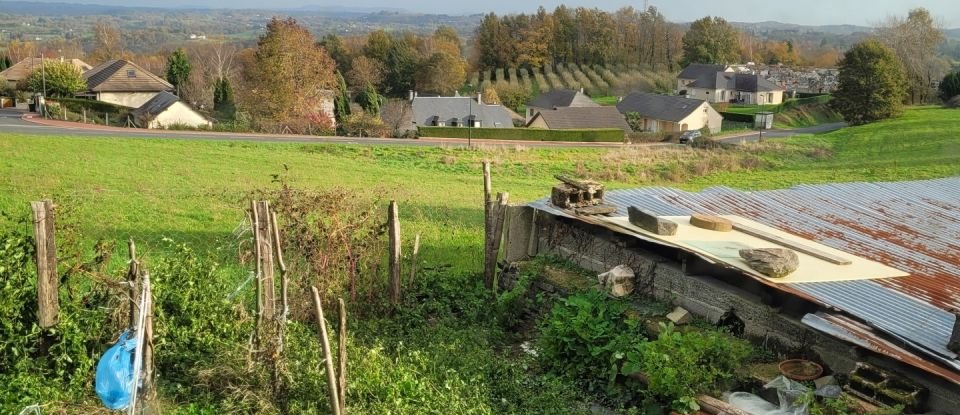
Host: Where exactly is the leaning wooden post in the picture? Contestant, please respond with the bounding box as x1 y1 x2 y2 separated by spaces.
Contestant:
388 201 401 304
337 298 347 414
31 200 59 328
409 233 420 284
271 212 289 354
483 193 509 291
126 238 140 331
251 200 263 352
312 287 342 415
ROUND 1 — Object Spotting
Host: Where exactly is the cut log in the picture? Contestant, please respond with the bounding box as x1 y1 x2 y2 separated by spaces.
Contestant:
690 214 733 232
628 206 677 236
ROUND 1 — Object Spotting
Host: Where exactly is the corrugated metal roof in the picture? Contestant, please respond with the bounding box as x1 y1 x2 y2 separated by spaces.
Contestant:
530 177 960 381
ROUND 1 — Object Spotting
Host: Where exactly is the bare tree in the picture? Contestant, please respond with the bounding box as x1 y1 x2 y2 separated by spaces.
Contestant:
88 21 125 63
876 8 947 104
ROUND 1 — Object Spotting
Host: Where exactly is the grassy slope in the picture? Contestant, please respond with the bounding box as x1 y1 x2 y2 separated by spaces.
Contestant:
1 107 958 269
773 103 843 129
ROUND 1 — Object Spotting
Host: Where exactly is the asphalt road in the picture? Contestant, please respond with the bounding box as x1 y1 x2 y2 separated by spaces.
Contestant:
717 122 847 144
0 108 846 147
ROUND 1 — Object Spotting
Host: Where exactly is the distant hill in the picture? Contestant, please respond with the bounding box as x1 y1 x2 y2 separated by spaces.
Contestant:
731 21 873 36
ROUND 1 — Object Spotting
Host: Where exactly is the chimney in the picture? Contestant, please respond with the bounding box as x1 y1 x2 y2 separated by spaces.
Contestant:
477 92 482 105
949 310 960 353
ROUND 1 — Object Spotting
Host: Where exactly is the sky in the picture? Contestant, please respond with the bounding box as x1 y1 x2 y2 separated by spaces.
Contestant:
23 0 960 27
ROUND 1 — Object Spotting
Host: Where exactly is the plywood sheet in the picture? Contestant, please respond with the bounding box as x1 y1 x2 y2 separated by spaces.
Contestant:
602 215 908 284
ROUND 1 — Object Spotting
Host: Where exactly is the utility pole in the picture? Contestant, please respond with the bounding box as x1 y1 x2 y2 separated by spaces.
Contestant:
468 94 473 148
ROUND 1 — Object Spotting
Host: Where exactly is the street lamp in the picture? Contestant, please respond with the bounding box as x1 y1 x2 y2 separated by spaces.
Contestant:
468 91 473 148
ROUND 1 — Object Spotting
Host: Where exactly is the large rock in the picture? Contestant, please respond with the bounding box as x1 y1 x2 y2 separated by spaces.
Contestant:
598 265 635 298
666 306 692 325
739 248 799 278
628 206 677 236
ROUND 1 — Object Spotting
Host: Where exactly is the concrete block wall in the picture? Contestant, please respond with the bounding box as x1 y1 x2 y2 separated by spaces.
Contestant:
527 213 960 413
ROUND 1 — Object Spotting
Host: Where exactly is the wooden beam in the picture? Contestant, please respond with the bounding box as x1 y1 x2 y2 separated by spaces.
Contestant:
312 287 342 415
255 201 276 318
31 200 58 328
388 201 401 304
483 193 509 290
337 298 347 414
731 222 852 265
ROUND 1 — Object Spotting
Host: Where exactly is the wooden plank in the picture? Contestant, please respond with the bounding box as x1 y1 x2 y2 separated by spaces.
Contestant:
409 233 420 284
696 394 753 415
271 212 288 323
311 287 342 415
31 200 59 328
126 238 139 329
554 175 601 193
732 222 852 265
483 193 509 290
337 298 347 414
388 201 401 303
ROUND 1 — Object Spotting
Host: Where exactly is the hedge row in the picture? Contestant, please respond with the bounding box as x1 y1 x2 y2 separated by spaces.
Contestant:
418 126 625 142
719 112 755 123
48 97 131 115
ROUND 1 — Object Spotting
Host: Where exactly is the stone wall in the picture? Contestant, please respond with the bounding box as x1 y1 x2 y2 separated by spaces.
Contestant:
518 212 960 413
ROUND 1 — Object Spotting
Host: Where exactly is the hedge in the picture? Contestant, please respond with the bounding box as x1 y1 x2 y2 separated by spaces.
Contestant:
719 112 755 123
418 126 625 142
48 97 131 114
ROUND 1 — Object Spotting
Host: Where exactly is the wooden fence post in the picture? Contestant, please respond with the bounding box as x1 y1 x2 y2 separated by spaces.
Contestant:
483 193 509 290
255 201 276 319
409 233 420 284
337 298 347 414
126 239 140 330
312 287 342 415
31 200 59 328
388 201 401 304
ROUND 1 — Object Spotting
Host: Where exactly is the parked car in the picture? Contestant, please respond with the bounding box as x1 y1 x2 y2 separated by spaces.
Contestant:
679 130 702 144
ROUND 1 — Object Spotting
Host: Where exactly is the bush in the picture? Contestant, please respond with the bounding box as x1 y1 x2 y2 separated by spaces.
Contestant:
720 112 755 123
947 96 960 108
418 127 624 142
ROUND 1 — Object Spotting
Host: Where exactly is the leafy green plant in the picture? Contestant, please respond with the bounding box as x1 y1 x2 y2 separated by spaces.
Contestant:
537 289 641 394
620 323 753 414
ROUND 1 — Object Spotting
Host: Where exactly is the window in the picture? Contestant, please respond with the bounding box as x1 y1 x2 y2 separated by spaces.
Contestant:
126 69 136 78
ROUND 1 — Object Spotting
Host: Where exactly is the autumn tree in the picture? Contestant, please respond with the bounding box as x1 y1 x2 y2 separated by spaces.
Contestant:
416 51 465 95
364 29 393 63
681 16 740 66
831 40 907 125
88 21 125 63
165 48 192 96
939 72 960 102
238 17 337 132
27 61 86 97
5 41 36 63
346 56 384 89
876 8 947 104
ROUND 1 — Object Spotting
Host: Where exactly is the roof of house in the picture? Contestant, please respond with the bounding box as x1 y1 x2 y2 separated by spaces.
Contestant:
132 91 180 118
530 177 960 385
677 63 729 80
616 93 712 122
689 72 783 92
0 57 92 81
528 106 631 131
83 59 173 93
411 96 515 128
527 89 599 109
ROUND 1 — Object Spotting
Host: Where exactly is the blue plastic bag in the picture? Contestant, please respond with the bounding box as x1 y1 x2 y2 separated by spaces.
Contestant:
95 330 138 410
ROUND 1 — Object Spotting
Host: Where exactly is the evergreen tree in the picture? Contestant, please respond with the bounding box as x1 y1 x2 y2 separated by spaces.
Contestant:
213 77 235 118
165 48 192 96
938 72 960 103
831 40 907 125
333 71 351 123
0 55 11 71
355 83 384 117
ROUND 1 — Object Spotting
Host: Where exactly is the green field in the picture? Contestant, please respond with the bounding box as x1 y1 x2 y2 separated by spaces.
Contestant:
1 106 958 413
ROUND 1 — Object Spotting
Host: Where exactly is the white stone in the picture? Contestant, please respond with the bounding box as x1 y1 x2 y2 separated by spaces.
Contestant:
666 306 692 325
598 265 635 298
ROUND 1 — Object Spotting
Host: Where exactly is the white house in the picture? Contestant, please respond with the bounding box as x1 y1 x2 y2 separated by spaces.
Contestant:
0 57 92 89
679 65 785 105
132 91 211 129
616 93 723 134
676 63 733 93
80 59 173 108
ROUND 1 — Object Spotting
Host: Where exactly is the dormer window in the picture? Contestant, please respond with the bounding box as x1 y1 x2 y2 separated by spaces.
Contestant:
127 69 136 78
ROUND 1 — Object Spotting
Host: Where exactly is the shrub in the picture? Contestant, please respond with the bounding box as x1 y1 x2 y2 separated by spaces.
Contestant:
537 290 640 394
620 323 753 413
417 126 624 142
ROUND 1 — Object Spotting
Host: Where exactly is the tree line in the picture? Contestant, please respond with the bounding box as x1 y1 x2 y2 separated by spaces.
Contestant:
473 6 684 72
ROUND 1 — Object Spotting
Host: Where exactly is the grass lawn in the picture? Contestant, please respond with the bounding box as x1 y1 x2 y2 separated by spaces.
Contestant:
592 95 620 106
0 106 958 413
1 107 958 268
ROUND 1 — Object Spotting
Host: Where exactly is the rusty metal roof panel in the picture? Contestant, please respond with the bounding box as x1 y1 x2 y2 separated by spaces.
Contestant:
529 177 960 377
